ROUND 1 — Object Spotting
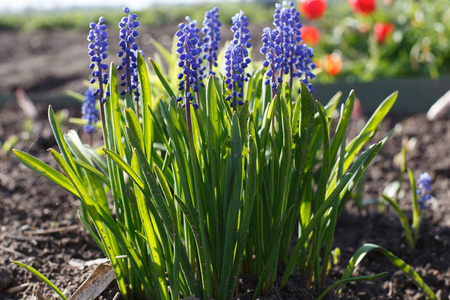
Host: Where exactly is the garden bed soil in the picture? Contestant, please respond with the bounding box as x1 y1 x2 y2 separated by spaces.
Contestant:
0 100 449 299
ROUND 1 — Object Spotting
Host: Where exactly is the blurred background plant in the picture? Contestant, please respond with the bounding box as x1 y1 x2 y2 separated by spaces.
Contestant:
381 135 435 251
300 0 450 82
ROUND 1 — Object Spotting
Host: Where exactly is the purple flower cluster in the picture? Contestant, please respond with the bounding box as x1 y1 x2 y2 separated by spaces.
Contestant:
82 86 99 134
261 27 282 93
87 16 110 103
261 1 316 95
293 44 316 93
117 7 140 101
273 2 296 75
176 17 203 109
224 10 252 111
417 172 432 209
201 7 221 77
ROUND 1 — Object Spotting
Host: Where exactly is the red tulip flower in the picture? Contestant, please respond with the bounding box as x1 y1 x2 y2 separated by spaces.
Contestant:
374 22 394 44
299 0 327 20
300 25 320 46
348 0 376 14
324 53 342 76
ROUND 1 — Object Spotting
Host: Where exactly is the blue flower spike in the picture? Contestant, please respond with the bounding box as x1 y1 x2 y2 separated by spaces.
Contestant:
417 172 432 209
87 16 110 103
117 7 140 102
224 10 252 112
176 16 203 110
260 27 282 96
261 1 316 96
82 86 99 134
201 7 221 77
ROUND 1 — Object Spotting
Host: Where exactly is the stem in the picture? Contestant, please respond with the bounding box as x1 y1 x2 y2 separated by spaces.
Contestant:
136 99 140 119
270 60 276 133
232 80 237 113
208 13 214 75
271 62 276 100
99 101 107 143
185 63 193 139
95 23 107 140
231 44 238 113
279 21 285 87
289 62 294 96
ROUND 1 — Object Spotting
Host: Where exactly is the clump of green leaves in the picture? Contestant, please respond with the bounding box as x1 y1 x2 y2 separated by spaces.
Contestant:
12 5 437 300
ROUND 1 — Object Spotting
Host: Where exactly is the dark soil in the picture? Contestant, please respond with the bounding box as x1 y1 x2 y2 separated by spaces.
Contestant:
0 25 449 300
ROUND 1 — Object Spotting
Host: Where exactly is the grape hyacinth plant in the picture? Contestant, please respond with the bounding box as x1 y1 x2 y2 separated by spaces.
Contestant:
12 4 438 300
201 7 221 77
224 10 252 111
117 7 141 113
382 142 435 251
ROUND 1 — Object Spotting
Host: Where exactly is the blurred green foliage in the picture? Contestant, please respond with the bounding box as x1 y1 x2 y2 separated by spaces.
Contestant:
312 0 450 82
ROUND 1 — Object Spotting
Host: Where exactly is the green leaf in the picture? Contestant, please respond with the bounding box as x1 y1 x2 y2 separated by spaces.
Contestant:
48 106 78 175
12 261 68 300
259 99 276 148
149 58 176 99
102 148 146 193
77 210 105 254
339 243 437 299
408 169 422 236
330 91 354 166
125 107 145 151
73 158 110 188
324 91 342 117
219 113 243 299
107 63 125 157
85 146 108 174
315 100 331 208
13 149 79 197
151 38 175 68
63 130 110 188
138 52 154 159
125 127 177 245
148 103 170 151
228 134 257 298
382 194 414 250
131 152 168 299
299 82 315 147
281 136 388 287
49 148 153 297
344 91 397 171
317 272 387 300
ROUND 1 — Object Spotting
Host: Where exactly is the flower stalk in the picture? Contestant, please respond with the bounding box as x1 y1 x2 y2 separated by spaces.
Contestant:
117 7 141 116
87 16 109 138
